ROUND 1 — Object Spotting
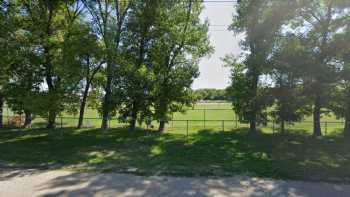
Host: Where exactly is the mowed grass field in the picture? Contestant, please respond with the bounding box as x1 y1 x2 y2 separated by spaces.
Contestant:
1 104 349 182
1 128 350 183
2 102 345 135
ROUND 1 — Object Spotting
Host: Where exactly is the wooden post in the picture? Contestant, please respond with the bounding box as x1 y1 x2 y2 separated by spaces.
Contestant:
325 121 327 135
272 120 275 134
186 120 189 138
61 117 63 128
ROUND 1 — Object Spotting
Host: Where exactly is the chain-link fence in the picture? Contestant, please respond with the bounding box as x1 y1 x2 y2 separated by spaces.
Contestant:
2 115 344 136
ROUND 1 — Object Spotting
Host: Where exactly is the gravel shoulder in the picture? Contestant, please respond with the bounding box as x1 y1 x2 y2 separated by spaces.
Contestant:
1 169 350 197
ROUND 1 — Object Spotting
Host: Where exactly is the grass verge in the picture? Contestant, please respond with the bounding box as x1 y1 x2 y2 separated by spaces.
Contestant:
0 127 349 183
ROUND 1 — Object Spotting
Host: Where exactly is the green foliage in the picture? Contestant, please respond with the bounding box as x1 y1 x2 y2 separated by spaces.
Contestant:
268 35 313 130
227 0 350 135
194 89 228 101
150 0 213 129
227 0 300 133
2 0 350 136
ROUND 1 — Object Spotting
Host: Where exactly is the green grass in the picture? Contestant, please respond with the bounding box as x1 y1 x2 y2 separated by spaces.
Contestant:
2 102 345 135
0 127 350 183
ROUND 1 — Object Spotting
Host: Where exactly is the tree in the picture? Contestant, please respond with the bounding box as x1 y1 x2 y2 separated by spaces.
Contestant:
291 0 350 136
3 45 42 127
82 0 133 130
328 26 350 137
225 56 273 127
0 0 14 128
116 0 160 131
268 35 312 133
229 0 299 134
18 0 86 128
151 0 212 132
194 89 228 101
63 24 104 129
0 0 39 128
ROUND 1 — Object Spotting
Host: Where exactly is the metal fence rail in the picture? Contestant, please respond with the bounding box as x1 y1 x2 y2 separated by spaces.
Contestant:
1 115 345 136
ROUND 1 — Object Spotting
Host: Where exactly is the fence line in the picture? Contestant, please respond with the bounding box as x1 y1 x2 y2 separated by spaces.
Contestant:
2 115 345 136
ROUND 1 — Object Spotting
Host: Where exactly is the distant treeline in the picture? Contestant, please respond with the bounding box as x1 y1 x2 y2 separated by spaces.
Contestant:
194 89 228 101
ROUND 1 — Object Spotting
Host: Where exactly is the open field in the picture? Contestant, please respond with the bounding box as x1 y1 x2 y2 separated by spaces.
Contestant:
1 128 350 183
2 102 345 135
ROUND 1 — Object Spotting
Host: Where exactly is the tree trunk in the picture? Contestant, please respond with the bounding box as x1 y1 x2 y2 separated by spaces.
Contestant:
24 111 32 128
129 118 136 131
47 112 56 129
313 96 322 137
344 111 350 137
249 72 259 134
101 62 112 130
0 95 3 128
101 79 111 130
44 5 56 130
249 119 256 134
281 120 285 133
129 103 137 131
159 120 166 133
77 78 90 129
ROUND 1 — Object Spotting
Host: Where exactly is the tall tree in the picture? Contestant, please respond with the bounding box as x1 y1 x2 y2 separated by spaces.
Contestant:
228 0 299 134
117 0 160 131
3 44 42 128
82 0 133 130
328 26 350 137
0 0 13 128
268 35 312 132
151 0 212 132
0 0 30 128
292 0 350 136
19 0 85 128
61 23 104 129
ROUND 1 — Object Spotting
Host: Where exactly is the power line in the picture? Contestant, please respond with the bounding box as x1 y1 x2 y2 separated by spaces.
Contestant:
209 24 230 27
202 0 237 2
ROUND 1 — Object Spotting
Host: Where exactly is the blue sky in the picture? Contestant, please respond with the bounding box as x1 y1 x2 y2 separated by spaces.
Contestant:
192 1 242 90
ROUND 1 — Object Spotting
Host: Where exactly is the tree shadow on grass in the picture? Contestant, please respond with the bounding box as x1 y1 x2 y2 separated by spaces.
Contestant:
35 170 350 197
182 128 350 182
0 127 350 183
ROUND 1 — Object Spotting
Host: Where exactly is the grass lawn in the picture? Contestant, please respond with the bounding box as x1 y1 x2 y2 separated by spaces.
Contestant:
2 102 345 135
0 127 350 183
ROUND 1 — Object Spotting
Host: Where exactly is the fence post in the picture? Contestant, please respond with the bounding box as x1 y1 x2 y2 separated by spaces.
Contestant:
61 117 63 129
222 120 224 132
325 121 327 135
236 118 238 128
204 109 206 129
186 120 189 138
7 107 10 125
272 120 275 134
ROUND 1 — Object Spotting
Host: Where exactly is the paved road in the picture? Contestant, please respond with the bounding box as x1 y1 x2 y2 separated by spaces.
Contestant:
1 169 350 197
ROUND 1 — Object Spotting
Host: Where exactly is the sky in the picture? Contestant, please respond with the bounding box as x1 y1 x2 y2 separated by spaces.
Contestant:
192 1 242 90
